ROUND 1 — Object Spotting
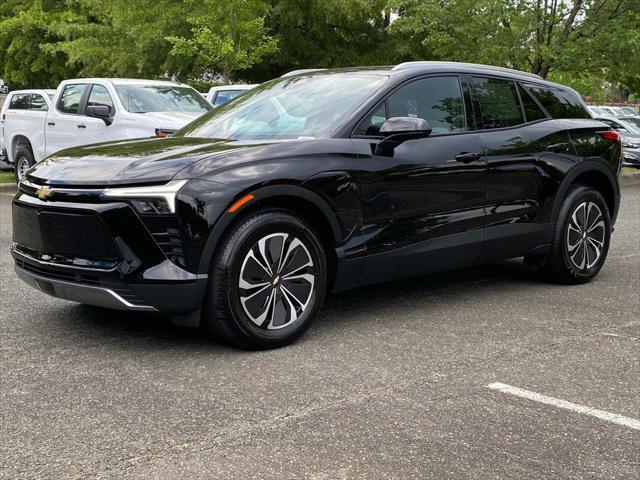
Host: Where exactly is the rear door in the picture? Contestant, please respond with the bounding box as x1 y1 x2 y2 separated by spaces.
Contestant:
469 76 573 261
45 83 90 156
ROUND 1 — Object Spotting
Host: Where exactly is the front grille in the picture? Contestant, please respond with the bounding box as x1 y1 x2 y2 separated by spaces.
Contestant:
13 202 120 260
15 258 148 307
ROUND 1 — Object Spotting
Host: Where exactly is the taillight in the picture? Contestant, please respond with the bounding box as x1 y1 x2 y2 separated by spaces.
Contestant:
599 130 620 142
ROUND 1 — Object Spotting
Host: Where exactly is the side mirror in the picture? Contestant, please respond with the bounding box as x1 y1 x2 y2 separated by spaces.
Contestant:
375 117 432 156
86 105 112 125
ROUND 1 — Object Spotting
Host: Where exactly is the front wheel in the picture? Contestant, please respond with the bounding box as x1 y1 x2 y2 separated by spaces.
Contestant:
14 145 35 183
541 185 611 284
203 209 327 349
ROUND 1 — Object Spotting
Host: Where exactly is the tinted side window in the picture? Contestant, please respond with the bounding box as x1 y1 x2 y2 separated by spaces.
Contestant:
9 94 29 110
355 76 465 136
29 94 47 111
213 90 243 106
87 85 114 113
473 77 524 129
517 84 546 122
524 84 590 119
58 84 87 114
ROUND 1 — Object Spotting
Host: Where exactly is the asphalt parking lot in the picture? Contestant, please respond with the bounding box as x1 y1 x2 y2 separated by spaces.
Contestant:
0 185 638 479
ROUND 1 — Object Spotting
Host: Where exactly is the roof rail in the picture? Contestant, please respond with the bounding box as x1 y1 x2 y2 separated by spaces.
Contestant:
281 68 327 78
392 61 543 80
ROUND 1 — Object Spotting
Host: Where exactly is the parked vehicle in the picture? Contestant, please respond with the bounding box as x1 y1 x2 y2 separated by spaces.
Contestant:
206 84 258 106
5 78 212 181
618 106 639 116
13 62 621 349
596 116 640 167
620 116 640 129
1 89 55 164
587 106 608 117
0 78 8 94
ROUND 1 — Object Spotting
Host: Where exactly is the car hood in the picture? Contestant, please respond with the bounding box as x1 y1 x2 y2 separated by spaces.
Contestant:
136 111 204 130
26 136 265 187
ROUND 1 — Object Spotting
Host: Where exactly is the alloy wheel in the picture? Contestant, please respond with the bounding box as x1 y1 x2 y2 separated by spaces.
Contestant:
566 201 606 270
16 156 30 181
238 232 315 330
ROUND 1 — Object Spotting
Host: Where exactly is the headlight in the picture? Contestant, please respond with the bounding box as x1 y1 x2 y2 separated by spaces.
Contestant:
102 179 188 214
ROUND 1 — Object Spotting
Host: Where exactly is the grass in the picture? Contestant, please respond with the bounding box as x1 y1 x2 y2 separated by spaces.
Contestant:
0 170 14 184
622 167 640 175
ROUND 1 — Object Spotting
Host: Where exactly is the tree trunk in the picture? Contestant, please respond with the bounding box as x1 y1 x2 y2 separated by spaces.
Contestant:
382 9 390 42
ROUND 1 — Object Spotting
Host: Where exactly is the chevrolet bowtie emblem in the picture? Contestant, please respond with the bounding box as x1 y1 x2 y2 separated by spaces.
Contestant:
35 186 52 200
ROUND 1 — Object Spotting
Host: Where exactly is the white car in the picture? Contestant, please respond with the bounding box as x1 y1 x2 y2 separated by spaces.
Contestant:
205 84 257 106
1 89 56 163
0 78 8 94
4 78 212 181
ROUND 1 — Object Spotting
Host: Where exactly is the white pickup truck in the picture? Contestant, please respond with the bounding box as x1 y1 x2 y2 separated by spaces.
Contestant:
3 78 212 181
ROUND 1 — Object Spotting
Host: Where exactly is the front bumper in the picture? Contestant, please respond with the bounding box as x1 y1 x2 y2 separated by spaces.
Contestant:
11 191 208 316
15 262 158 312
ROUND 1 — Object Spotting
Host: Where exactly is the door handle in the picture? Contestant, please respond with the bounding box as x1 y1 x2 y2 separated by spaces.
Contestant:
546 142 570 153
455 152 482 163
47 122 55 127
77 124 86 129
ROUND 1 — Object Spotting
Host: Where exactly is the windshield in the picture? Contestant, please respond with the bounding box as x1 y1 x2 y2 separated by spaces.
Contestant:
621 117 640 133
178 73 388 140
115 85 212 114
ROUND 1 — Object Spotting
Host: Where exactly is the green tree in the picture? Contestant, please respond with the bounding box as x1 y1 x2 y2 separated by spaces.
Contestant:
0 0 79 87
388 0 640 95
48 0 194 79
167 0 278 84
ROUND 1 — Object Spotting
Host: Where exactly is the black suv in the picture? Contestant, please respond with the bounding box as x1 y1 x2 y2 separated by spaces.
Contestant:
12 62 621 349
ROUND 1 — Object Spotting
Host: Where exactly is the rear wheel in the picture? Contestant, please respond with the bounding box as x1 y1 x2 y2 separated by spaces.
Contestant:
14 144 35 182
541 185 611 284
203 209 327 349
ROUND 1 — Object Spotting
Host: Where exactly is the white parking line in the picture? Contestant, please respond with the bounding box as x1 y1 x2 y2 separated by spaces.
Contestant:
487 382 640 431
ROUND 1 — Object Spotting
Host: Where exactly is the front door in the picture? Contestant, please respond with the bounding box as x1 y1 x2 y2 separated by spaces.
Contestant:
352 75 487 285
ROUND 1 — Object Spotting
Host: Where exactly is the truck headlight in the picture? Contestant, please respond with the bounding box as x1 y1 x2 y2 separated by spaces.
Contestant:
102 179 188 214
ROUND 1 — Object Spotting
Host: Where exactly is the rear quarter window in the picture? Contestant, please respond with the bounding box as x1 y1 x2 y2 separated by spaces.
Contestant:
9 94 30 110
524 84 590 119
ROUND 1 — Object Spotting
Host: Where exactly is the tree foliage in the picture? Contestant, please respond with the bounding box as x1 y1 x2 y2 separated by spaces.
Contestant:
0 0 638 98
166 0 278 83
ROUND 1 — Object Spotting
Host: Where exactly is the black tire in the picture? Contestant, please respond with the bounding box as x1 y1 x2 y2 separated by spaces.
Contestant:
14 144 35 182
203 209 327 349
541 185 611 284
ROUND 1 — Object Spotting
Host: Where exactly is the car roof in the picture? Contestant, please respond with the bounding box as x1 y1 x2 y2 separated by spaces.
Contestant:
300 62 567 90
62 78 187 87
6 89 54 95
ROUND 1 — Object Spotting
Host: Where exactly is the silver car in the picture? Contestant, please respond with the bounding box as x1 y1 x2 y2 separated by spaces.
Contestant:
596 116 640 167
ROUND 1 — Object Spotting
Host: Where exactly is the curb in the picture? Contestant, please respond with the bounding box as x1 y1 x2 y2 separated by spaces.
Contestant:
0 182 16 193
620 170 640 187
